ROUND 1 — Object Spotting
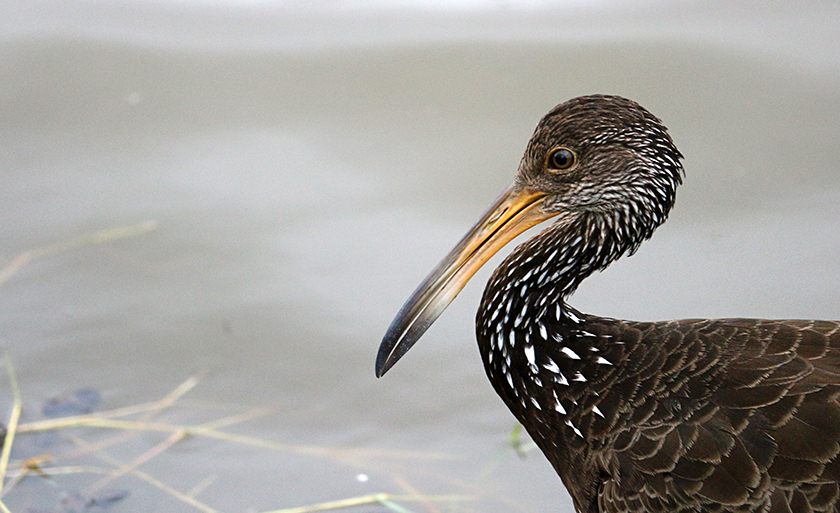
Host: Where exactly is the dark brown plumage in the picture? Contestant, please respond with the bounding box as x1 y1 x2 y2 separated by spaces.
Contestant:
375 95 840 512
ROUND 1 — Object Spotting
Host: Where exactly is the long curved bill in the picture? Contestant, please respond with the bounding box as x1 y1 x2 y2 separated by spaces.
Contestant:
376 185 556 377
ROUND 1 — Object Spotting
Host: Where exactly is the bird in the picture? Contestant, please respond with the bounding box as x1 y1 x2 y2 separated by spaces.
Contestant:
375 94 840 513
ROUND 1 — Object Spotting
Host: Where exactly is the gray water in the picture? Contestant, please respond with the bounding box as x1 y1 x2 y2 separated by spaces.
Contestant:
1 1 839 512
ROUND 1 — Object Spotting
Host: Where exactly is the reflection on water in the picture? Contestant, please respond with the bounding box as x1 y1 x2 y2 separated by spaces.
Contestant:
1 1 839 512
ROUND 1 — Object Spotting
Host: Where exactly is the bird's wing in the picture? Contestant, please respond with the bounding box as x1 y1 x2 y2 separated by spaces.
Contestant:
596 319 840 513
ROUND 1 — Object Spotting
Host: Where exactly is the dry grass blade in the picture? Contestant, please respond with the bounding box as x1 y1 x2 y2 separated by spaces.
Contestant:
86 429 189 492
18 414 452 462
16 373 202 434
261 493 474 513
196 407 270 431
69 435 220 513
0 354 22 497
89 373 201 421
390 475 440 513
0 220 158 287
4 464 113 480
187 474 218 498
128 470 219 513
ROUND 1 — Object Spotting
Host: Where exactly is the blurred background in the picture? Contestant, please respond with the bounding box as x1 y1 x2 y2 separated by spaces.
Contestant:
1 1 839 512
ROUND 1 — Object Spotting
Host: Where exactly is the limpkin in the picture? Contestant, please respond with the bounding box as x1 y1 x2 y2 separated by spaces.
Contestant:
375 95 840 512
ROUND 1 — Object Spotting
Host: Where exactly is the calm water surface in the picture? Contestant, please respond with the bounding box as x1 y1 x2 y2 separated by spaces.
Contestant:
1 1 839 512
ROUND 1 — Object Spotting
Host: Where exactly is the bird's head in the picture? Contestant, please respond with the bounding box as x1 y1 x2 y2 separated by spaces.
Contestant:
376 95 683 377
516 95 683 220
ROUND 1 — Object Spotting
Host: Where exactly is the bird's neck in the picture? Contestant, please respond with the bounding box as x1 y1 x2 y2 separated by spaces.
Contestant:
478 207 658 330
475 209 652 425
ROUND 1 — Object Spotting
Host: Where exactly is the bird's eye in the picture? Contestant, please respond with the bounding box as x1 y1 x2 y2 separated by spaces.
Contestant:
547 147 576 171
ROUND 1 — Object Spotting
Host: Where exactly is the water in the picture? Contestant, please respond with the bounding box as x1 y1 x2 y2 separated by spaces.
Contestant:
1 2 839 512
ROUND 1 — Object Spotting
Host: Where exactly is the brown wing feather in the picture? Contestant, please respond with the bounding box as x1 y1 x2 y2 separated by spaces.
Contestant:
516 317 840 513
593 318 840 513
